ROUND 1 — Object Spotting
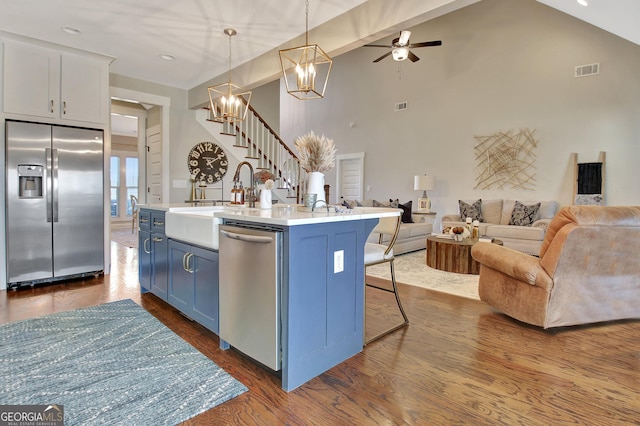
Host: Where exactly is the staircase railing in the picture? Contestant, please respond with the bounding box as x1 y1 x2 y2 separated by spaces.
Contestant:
207 97 305 202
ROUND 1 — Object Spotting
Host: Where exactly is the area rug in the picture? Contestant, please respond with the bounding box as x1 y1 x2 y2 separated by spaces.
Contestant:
111 228 138 248
366 249 480 300
0 299 247 425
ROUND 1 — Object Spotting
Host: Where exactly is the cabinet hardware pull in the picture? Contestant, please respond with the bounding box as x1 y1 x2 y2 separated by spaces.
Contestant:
63 101 67 115
153 237 163 242
140 218 149 223
50 100 54 113
154 221 164 226
184 253 195 273
143 238 151 254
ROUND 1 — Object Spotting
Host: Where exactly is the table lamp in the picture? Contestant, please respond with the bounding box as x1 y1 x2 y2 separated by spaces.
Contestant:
414 174 435 212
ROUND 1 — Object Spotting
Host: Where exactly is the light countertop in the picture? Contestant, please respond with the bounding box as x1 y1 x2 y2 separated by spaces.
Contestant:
140 203 400 226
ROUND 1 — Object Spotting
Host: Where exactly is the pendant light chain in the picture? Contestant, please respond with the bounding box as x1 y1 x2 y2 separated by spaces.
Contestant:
227 31 232 85
305 0 309 46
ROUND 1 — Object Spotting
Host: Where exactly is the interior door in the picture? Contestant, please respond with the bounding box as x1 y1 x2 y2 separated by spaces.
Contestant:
146 124 162 203
336 153 365 202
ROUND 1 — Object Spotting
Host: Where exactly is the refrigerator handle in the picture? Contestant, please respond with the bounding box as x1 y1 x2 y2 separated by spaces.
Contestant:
52 148 59 222
45 148 53 223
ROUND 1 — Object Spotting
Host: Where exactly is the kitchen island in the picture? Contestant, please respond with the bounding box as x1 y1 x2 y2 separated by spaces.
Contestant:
138 204 400 391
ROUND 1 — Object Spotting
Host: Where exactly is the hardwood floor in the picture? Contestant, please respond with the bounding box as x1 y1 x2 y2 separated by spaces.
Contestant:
1 241 639 425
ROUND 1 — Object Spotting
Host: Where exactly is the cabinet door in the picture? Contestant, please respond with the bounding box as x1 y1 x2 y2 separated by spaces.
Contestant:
167 240 193 313
2 41 59 118
150 233 168 300
138 229 151 292
167 240 220 334
60 53 108 123
190 246 219 334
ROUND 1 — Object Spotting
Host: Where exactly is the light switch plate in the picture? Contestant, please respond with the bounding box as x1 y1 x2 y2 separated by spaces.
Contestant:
334 250 344 273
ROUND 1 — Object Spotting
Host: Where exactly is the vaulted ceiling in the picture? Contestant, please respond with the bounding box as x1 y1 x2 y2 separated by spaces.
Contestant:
0 0 637 91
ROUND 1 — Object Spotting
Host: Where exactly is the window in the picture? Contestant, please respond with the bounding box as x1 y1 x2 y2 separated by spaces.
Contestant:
110 157 120 217
126 157 139 215
111 153 138 219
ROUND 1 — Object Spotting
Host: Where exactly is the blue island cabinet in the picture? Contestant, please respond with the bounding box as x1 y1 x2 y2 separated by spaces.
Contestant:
138 209 168 300
167 239 220 334
277 218 377 391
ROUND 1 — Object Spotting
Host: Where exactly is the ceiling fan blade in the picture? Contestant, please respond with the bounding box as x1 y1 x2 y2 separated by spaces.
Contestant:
409 40 442 48
363 44 393 48
373 51 392 63
408 51 420 62
399 30 411 45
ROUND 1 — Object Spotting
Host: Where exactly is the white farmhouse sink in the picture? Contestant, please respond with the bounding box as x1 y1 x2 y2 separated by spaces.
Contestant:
165 207 224 250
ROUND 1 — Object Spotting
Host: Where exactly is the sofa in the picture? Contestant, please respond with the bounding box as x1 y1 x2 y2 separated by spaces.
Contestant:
441 199 559 255
342 198 433 255
471 205 640 328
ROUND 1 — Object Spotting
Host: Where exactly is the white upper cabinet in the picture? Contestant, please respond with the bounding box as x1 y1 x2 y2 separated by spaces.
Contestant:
59 53 108 124
2 41 59 119
2 40 109 125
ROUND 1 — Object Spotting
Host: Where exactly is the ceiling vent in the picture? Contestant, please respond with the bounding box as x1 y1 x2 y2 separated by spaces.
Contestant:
575 63 599 78
395 101 408 112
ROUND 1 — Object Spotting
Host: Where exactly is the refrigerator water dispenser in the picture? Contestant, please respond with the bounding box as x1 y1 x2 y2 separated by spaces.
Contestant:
17 164 44 198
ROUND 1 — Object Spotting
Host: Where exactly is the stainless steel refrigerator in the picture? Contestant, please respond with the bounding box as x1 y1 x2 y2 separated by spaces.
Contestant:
5 120 104 288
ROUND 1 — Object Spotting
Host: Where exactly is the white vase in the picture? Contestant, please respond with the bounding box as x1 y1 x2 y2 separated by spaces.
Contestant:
307 171 325 203
259 188 272 209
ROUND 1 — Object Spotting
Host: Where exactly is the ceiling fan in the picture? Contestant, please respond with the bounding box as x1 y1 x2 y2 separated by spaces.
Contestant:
364 30 442 63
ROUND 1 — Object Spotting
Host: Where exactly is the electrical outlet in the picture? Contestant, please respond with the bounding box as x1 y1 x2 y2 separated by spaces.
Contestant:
334 250 344 273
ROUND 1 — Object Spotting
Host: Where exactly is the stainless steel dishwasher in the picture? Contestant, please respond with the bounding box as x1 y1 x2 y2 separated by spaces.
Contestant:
219 224 282 370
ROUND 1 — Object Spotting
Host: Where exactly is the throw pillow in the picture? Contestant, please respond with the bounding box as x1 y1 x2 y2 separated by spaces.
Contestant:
509 201 541 226
341 199 358 209
459 199 484 222
398 201 413 223
372 199 400 208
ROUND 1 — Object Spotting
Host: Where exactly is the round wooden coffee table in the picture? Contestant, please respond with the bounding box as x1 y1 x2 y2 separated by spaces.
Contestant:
425 235 503 275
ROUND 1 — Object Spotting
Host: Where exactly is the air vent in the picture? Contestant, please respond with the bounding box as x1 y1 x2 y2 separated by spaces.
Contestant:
575 63 599 78
395 102 408 112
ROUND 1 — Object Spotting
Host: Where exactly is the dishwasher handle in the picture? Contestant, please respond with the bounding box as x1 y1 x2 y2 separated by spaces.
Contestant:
220 229 275 244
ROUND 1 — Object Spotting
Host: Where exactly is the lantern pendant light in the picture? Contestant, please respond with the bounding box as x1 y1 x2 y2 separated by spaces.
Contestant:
208 28 252 123
279 0 332 100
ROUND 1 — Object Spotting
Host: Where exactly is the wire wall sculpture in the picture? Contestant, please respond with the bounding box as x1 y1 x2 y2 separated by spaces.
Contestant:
474 128 537 190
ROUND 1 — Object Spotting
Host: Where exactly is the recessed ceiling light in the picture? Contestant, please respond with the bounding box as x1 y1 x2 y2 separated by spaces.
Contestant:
62 26 81 35
577 0 588 6
159 54 175 61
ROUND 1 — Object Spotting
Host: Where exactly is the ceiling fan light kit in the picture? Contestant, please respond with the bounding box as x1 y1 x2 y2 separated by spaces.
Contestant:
279 0 333 100
392 47 409 61
365 30 442 63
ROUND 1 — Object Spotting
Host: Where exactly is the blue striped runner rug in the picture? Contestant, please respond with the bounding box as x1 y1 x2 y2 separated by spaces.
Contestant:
0 299 247 425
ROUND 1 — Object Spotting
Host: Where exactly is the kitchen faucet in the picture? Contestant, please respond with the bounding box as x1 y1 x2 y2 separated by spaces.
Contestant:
233 161 256 208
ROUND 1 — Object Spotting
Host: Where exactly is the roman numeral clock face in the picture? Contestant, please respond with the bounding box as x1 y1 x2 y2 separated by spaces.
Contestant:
187 142 228 184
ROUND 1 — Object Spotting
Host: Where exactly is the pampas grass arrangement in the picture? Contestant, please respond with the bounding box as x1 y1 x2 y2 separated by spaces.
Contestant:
294 131 336 173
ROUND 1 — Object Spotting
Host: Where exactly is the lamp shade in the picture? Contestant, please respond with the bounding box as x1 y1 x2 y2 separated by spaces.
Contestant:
414 175 435 191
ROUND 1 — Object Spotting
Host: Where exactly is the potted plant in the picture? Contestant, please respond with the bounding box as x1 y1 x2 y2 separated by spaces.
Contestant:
294 131 336 202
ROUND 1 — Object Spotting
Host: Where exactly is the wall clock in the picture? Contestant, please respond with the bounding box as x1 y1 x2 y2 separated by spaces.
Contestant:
187 142 228 184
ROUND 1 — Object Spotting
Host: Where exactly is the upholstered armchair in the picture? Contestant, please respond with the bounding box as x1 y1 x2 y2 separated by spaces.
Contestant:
471 205 640 328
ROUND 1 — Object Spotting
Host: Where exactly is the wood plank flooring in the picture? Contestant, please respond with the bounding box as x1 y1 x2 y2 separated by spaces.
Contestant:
1 241 639 425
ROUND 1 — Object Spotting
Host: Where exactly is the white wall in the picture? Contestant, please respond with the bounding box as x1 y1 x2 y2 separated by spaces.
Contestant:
280 0 640 218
